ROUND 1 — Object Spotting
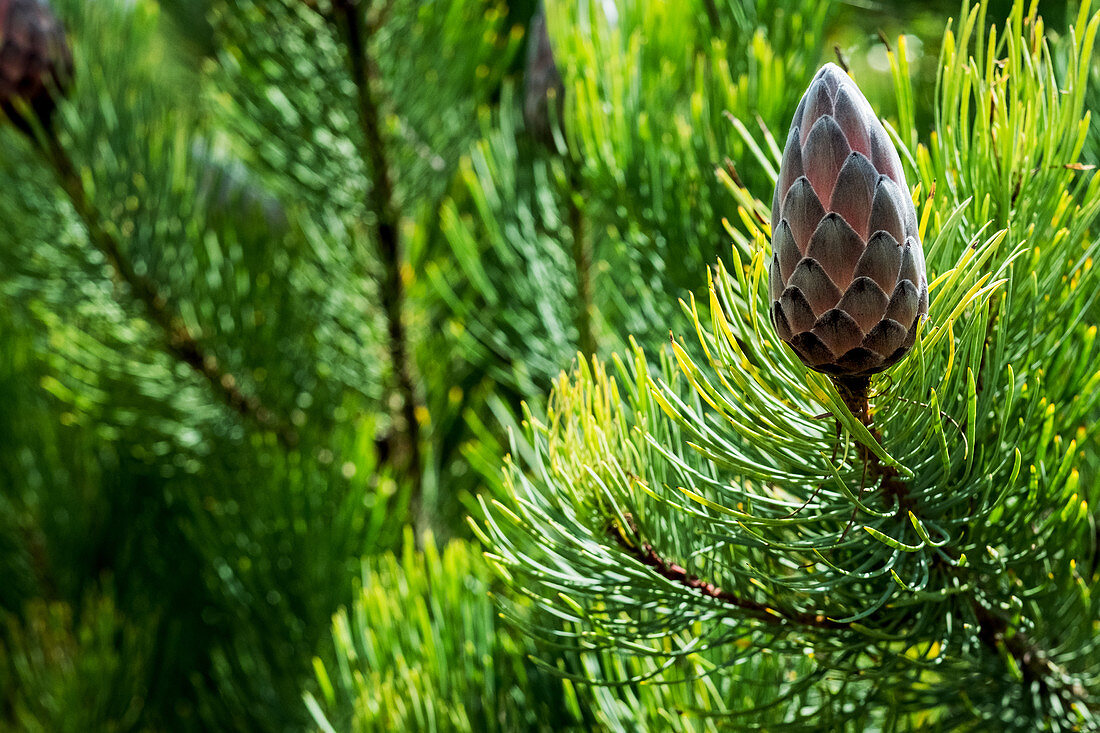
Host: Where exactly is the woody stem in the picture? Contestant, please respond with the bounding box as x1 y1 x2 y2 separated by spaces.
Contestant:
833 375 871 427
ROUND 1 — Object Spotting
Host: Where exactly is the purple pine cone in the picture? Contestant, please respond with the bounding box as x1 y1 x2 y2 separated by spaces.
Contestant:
769 64 927 376
0 0 72 131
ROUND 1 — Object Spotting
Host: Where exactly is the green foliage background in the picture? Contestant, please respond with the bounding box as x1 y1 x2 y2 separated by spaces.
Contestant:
0 0 1098 731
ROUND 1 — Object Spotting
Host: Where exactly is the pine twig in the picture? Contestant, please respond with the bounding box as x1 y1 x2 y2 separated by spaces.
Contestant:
607 521 845 630
834 374 872 427
331 0 425 529
969 596 1089 710
833 375 912 514
837 374 1090 720
41 133 298 448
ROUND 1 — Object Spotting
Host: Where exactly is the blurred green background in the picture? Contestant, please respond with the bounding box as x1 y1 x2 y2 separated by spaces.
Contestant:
0 0 1095 731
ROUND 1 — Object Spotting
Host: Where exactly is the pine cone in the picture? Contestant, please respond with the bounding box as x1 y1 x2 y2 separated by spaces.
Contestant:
0 0 72 130
523 5 564 148
768 64 927 377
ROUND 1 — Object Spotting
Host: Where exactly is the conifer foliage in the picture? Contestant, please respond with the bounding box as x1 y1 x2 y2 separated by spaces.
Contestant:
2 0 1100 731
480 1 1100 729
0 0 520 729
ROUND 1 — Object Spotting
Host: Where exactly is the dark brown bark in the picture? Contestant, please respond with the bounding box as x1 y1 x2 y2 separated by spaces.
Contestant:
608 521 845 630
332 0 424 528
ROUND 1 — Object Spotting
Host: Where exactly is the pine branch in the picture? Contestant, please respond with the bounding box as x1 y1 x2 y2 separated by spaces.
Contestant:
823 382 1088 719
40 132 299 448
837 376 916 516
607 520 845 630
854 381 1092 722
331 0 424 527
969 595 1090 714
835 375 872 428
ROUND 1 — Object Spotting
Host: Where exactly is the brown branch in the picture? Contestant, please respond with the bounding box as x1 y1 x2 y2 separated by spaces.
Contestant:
969 595 1088 709
41 134 298 448
332 0 424 528
834 374 912 514
607 521 845 630
834 375 872 427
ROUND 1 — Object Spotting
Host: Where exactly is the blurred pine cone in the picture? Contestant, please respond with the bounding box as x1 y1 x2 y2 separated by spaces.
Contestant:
768 64 927 377
523 4 563 149
0 0 72 131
